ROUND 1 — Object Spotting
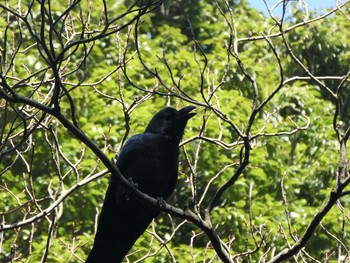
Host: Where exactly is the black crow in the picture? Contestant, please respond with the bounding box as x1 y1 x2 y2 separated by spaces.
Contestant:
86 106 196 262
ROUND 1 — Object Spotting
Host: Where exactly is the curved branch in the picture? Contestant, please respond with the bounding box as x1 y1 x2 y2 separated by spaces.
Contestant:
269 188 343 263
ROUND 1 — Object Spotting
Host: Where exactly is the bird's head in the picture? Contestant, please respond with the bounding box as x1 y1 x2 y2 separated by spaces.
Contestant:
145 106 196 141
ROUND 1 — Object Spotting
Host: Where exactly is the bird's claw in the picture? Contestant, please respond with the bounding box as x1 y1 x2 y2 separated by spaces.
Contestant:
125 177 138 201
128 177 138 190
156 197 166 210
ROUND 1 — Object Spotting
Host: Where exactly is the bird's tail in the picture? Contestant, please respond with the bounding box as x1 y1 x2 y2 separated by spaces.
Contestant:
86 184 158 262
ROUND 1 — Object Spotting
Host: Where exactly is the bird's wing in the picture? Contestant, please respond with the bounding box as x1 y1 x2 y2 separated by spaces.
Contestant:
113 133 164 202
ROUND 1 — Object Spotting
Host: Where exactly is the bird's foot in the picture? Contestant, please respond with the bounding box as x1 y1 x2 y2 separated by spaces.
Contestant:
125 177 138 201
156 197 167 210
128 177 139 190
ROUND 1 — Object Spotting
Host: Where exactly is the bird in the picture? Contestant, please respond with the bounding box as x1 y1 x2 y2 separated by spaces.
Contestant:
86 106 196 263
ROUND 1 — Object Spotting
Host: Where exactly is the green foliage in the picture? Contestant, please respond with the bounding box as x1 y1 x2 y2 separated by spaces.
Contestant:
1 0 350 262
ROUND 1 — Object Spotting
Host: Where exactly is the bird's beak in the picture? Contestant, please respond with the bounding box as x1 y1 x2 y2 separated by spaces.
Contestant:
178 106 196 120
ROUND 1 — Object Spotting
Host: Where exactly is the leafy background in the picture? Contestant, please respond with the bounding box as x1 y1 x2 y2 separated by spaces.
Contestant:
1 0 350 262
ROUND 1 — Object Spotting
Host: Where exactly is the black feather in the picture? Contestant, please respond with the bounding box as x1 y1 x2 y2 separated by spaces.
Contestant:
86 106 196 262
